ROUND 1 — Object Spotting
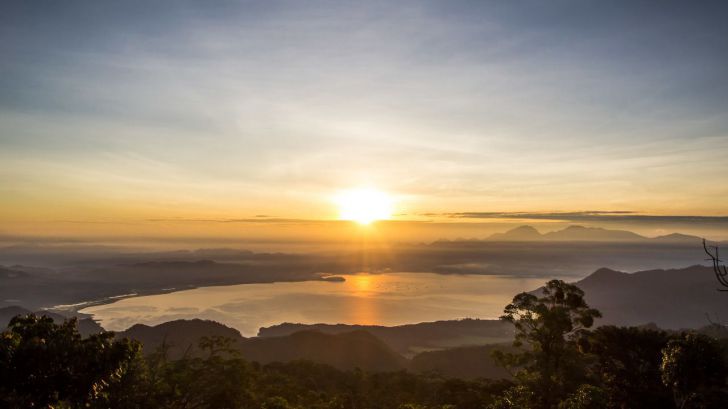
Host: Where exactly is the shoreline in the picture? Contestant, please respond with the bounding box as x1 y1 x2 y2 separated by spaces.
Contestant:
55 274 349 318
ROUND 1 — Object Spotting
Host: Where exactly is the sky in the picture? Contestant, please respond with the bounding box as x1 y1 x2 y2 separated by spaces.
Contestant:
1 1 728 242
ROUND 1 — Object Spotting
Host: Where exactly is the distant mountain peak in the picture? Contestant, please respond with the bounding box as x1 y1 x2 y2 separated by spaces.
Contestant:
572 265 724 329
581 267 628 283
592 267 622 274
484 224 710 243
543 225 645 241
511 225 539 232
487 224 650 242
487 225 543 241
652 233 701 242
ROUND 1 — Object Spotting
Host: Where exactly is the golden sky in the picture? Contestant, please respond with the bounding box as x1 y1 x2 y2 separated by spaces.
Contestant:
1 1 728 242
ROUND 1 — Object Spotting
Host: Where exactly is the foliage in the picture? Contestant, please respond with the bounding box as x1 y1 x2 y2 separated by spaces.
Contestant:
0 314 141 408
584 325 673 408
262 396 293 409
556 385 608 409
661 332 728 409
493 280 601 409
487 385 535 409
2 281 728 409
0 313 512 409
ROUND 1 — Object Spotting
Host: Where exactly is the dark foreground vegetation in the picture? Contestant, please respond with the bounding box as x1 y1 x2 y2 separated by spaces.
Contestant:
1 280 727 409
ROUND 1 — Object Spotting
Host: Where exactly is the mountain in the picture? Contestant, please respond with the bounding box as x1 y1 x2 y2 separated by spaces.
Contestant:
0 305 104 336
120 319 245 358
410 344 512 380
259 319 514 357
543 225 646 241
0 265 30 279
487 225 542 241
1 236 716 310
93 259 319 287
652 233 703 244
119 319 525 375
0 306 32 325
120 320 408 371
240 330 408 372
0 258 327 310
487 225 702 243
571 265 726 329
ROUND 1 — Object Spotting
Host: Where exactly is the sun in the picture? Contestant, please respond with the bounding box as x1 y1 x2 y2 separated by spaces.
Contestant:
336 188 393 225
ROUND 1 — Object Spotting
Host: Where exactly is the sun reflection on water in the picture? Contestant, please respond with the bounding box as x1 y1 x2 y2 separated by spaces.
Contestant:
350 274 373 294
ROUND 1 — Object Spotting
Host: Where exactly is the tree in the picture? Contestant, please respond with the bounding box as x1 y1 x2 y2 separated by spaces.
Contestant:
557 385 608 409
145 335 254 409
493 280 601 409
661 332 728 409
584 325 674 409
262 396 293 409
487 385 536 409
0 314 141 408
702 239 728 291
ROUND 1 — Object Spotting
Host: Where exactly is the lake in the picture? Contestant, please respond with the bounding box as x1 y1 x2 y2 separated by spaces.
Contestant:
81 272 555 336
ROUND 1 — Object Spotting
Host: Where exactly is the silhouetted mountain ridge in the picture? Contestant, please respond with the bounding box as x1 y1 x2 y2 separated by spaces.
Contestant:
119 320 408 372
487 225 703 243
259 319 514 356
553 265 724 329
487 225 541 241
121 319 244 357
240 330 407 372
0 265 30 279
410 344 513 379
0 306 104 336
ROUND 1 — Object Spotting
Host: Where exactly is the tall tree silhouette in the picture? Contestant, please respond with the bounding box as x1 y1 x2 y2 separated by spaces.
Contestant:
492 280 601 409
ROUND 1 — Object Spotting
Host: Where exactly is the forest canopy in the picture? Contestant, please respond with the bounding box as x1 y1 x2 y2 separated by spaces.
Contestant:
1 281 726 409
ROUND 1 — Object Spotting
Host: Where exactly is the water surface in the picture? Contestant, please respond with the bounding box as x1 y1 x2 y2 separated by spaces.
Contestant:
82 272 552 336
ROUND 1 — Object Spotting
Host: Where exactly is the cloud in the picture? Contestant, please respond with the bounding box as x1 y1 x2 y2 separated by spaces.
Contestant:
145 217 325 224
2 1 728 221
439 211 728 224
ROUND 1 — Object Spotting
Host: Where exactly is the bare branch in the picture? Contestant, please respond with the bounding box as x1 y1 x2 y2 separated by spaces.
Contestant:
703 239 728 291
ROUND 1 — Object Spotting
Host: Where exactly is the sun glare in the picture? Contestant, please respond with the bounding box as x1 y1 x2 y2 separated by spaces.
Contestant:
336 188 393 225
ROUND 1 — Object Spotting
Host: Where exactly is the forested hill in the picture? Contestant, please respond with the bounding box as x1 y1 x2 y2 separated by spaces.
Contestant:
0 305 103 336
117 318 510 379
3 282 727 409
258 319 514 357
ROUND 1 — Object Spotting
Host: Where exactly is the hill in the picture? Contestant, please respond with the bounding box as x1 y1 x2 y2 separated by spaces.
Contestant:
0 265 30 279
259 319 514 357
117 319 517 377
240 330 408 372
0 306 32 325
0 306 104 336
120 320 408 371
120 319 245 358
410 344 513 380
571 265 725 329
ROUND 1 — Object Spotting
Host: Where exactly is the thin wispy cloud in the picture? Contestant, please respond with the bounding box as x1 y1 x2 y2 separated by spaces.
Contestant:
440 211 728 224
1 1 727 234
